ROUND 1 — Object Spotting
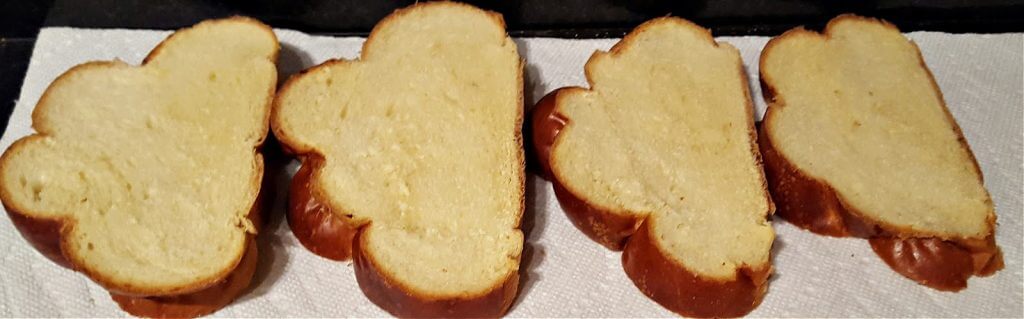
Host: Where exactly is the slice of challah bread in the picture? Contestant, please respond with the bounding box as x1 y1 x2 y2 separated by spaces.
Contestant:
759 14 1003 291
0 17 278 317
532 18 774 317
272 2 523 317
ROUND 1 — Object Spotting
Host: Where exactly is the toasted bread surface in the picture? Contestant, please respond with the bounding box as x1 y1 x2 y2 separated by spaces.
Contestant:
0 16 277 305
536 17 774 317
273 2 523 317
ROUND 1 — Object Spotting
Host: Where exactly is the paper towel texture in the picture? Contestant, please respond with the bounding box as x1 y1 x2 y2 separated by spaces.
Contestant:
0 27 1020 317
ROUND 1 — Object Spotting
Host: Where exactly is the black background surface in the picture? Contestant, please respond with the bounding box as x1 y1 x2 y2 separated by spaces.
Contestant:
2 0 1023 134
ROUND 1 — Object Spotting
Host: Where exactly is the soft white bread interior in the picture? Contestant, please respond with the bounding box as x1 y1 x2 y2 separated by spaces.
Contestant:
760 16 993 239
0 18 277 294
273 3 523 296
550 19 773 279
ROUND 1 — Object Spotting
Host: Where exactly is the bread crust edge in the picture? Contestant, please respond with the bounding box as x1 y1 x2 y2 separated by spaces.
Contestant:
286 157 361 261
109 202 263 318
531 17 774 317
0 153 266 316
354 228 520 318
532 89 642 250
757 13 1003 291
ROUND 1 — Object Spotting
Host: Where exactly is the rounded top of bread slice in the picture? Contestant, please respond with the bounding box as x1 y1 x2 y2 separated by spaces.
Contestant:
550 18 773 279
273 2 523 297
760 15 994 239
0 17 278 295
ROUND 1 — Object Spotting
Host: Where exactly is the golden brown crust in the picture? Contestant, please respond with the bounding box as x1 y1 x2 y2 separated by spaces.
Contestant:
3 160 267 316
624 220 770 318
269 59 350 155
0 16 277 316
758 13 1003 291
530 89 568 181
756 123 877 238
759 120 1003 290
148 15 280 147
110 149 277 316
111 237 259 318
0 151 267 316
552 180 641 251
287 158 362 261
111 146 280 318
360 2 509 59
287 155 523 318
271 2 523 317
868 236 1002 292
534 93 768 317
531 89 640 250
0 139 255 298
29 62 122 130
905 26 989 195
4 206 71 268
143 16 281 66
353 231 520 318
532 18 773 317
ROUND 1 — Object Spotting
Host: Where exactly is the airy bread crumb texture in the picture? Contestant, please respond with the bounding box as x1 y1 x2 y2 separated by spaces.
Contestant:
274 3 523 296
761 16 992 239
551 19 773 279
0 19 276 292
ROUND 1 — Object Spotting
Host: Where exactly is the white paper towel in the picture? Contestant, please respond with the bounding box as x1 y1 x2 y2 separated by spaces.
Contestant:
0 27 1020 318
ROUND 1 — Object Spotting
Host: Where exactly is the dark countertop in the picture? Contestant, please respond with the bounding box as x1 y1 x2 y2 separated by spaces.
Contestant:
2 0 1023 135
37 0 1024 36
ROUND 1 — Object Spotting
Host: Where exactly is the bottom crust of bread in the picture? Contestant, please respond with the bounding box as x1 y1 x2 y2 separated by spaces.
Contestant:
111 239 258 318
287 158 359 261
353 230 520 318
529 90 567 182
757 120 1004 291
869 237 1003 291
108 144 283 318
624 220 770 318
532 89 770 317
4 151 274 318
6 211 69 268
531 90 640 250
551 181 639 250
5 198 261 318
288 158 519 318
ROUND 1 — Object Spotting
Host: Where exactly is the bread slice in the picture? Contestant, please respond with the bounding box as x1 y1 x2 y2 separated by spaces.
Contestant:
272 2 523 317
759 14 1003 291
0 17 278 317
532 18 774 317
